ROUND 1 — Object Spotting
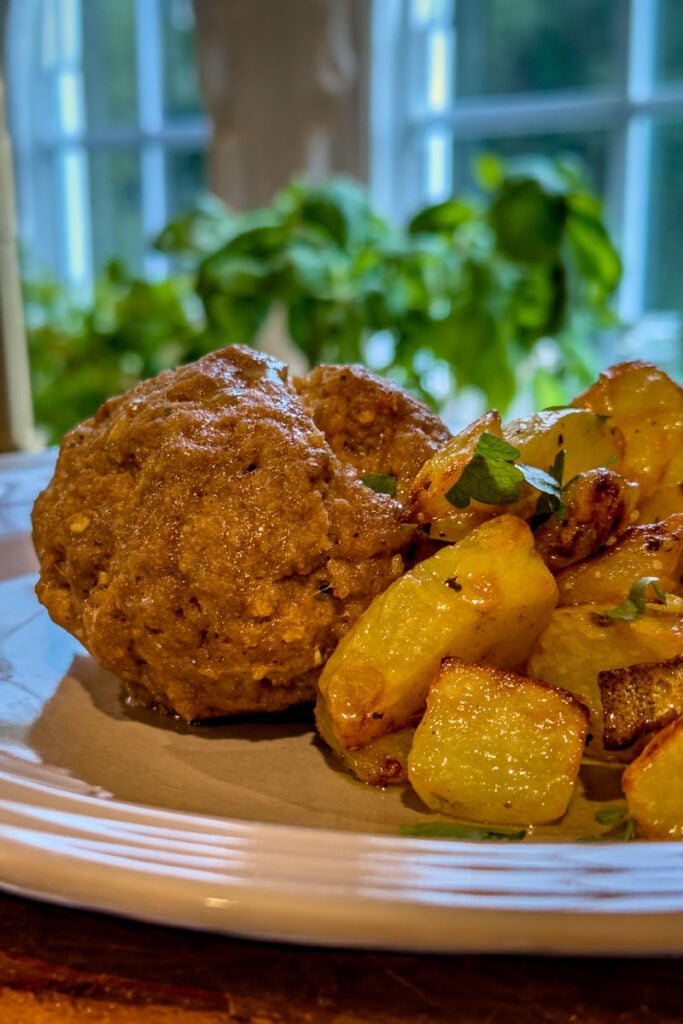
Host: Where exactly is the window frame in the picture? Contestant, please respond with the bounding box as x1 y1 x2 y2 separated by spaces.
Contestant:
6 0 209 291
371 0 683 365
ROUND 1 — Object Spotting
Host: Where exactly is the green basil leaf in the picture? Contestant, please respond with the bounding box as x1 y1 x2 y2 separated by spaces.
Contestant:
518 463 563 500
445 454 524 508
361 473 397 496
444 432 566 513
475 433 520 462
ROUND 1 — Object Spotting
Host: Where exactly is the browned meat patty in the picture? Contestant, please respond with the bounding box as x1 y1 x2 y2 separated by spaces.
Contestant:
32 345 450 721
295 364 450 503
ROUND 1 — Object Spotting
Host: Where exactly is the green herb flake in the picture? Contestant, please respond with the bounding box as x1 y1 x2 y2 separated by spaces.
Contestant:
445 454 522 508
595 805 628 826
398 822 527 842
606 576 667 622
474 433 521 462
618 817 637 842
361 473 397 496
444 432 564 519
579 806 637 842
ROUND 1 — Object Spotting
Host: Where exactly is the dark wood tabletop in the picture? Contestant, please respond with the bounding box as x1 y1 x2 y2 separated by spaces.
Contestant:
1 889 682 1024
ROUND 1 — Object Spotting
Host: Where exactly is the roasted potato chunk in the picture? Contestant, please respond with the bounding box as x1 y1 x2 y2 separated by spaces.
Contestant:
527 605 683 760
314 695 413 785
533 468 639 572
599 655 683 749
317 514 558 750
572 360 683 500
407 410 505 541
407 407 624 542
622 716 683 838
502 406 624 482
637 450 683 524
555 515 683 606
408 658 589 826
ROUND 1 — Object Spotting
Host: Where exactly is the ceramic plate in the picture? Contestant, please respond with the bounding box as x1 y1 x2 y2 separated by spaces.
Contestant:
2 450 683 955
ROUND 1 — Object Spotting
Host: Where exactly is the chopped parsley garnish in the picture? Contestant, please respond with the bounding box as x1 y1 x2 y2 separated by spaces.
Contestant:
361 473 397 496
398 821 527 842
579 806 636 842
606 577 667 622
595 806 629 826
530 449 567 530
445 432 565 526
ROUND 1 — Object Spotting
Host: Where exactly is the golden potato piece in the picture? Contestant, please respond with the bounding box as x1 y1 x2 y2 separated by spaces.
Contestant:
407 407 623 543
406 409 504 540
572 360 683 500
314 695 413 785
622 715 683 838
555 514 683 606
503 406 624 483
533 468 639 572
527 604 683 761
637 450 683 524
317 514 558 750
599 655 683 750
408 658 589 826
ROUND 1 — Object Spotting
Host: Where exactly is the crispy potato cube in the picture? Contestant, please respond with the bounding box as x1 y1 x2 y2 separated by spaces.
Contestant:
637 450 683 524
534 468 639 572
503 406 624 483
572 360 683 500
599 655 683 749
622 716 683 838
555 514 683 606
407 407 623 542
314 695 413 785
317 515 558 750
408 658 589 826
527 605 683 760
407 410 505 540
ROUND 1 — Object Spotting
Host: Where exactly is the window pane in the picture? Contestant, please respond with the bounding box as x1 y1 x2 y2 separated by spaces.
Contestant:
88 150 144 273
82 0 138 128
646 121 683 312
410 0 454 29
454 0 623 97
162 0 204 120
452 130 610 197
655 0 683 85
165 149 206 216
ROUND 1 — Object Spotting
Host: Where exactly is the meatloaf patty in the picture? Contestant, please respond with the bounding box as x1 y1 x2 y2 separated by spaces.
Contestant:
32 345 449 720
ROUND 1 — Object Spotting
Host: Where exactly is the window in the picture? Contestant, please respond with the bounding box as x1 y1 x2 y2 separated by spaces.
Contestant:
372 0 683 373
7 0 683 364
7 0 208 289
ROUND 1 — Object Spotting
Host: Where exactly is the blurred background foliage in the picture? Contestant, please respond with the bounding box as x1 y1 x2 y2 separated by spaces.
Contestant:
25 154 621 444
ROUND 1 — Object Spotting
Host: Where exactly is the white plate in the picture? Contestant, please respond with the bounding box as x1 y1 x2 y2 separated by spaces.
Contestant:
2 451 683 955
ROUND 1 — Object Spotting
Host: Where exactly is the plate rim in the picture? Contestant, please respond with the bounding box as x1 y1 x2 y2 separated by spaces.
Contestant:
3 459 683 955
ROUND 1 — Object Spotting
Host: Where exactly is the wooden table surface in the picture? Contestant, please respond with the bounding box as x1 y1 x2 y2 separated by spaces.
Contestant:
0 888 682 1024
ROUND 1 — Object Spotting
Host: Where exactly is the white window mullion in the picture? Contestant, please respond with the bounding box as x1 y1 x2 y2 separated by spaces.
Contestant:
370 0 402 220
54 0 92 291
629 0 657 104
135 0 167 276
423 12 453 203
421 92 624 139
619 0 657 325
620 114 652 325
602 0 630 261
